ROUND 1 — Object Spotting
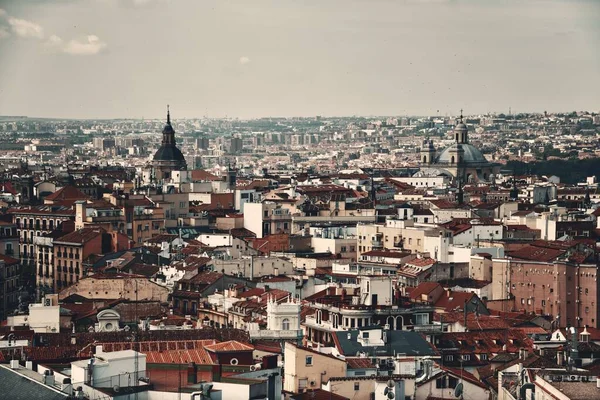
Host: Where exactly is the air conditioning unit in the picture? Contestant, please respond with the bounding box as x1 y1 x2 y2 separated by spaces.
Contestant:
570 375 577 381
44 298 51 306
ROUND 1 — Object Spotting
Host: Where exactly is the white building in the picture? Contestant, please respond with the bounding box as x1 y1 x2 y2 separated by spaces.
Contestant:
71 346 147 395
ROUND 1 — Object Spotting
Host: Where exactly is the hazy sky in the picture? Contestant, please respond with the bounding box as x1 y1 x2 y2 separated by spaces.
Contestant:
0 0 599 119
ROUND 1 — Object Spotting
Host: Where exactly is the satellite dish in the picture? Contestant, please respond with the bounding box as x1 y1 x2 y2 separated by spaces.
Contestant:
124 325 131 332
387 392 395 399
387 379 395 388
454 382 464 398
113 385 120 393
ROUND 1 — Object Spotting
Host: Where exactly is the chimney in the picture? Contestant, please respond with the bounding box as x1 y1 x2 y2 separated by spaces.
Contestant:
187 363 198 384
557 351 564 365
519 348 528 360
211 364 222 382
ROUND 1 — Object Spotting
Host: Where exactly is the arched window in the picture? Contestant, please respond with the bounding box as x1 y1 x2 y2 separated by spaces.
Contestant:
451 156 455 164
282 318 290 330
423 155 427 163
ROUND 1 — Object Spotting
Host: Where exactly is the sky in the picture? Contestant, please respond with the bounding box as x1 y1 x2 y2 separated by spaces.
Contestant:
0 0 599 119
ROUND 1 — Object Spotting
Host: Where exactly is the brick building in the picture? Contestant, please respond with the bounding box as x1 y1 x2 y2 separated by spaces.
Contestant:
491 241 599 328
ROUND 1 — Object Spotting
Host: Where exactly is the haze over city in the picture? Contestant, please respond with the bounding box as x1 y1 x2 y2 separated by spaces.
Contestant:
3 1 600 400
1 0 599 119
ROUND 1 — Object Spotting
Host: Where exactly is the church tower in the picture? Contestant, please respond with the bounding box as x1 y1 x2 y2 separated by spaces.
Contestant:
420 138 436 165
454 110 468 144
152 106 187 182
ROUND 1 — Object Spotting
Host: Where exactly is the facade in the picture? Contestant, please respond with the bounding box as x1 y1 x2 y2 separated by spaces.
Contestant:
0 221 18 257
0 256 20 320
244 202 292 238
249 295 303 342
283 342 347 394
491 258 599 328
52 228 112 292
58 273 169 302
11 205 75 267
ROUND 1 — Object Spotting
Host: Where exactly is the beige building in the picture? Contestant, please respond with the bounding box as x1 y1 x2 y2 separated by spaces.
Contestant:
58 273 169 303
470 253 493 281
357 220 430 257
324 377 411 400
284 342 347 394
211 256 294 279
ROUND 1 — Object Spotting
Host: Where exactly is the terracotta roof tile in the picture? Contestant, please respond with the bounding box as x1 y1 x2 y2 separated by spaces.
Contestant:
204 340 254 353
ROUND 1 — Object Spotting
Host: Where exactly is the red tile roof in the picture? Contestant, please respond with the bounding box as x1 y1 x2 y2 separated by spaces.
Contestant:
409 282 442 300
406 257 436 267
291 389 349 400
45 185 89 204
0 253 19 265
55 228 104 245
204 340 254 353
346 358 376 369
434 290 477 312
190 170 221 182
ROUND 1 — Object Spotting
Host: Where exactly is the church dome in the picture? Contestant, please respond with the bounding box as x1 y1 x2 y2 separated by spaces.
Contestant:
435 143 488 164
152 106 187 168
153 145 186 163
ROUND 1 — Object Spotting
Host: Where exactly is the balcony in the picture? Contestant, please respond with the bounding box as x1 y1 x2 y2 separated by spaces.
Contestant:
413 323 443 333
249 329 303 340
267 213 291 221
303 316 340 332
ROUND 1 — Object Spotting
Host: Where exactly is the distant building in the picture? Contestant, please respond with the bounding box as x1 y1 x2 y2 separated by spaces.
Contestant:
417 114 501 183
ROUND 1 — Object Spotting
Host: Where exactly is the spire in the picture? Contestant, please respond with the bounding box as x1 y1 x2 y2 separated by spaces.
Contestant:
459 109 463 123
167 104 171 125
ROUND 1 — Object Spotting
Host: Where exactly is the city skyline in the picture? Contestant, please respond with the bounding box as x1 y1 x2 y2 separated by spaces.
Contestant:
1 0 599 119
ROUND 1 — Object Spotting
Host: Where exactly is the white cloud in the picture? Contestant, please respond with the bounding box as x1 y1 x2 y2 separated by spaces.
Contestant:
0 9 7 18
239 56 250 65
63 35 107 55
45 34 63 49
0 27 9 39
8 17 44 38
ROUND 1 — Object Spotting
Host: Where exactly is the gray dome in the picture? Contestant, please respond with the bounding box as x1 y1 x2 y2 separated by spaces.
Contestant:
454 123 468 132
153 145 185 163
435 143 488 164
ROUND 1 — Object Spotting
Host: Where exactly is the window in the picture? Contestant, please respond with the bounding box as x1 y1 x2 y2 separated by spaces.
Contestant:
444 355 453 362
363 332 370 339
299 379 308 390
414 313 430 325
282 318 290 330
305 356 313 366
462 355 470 361
354 382 360 391
480 354 488 361
448 377 458 389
